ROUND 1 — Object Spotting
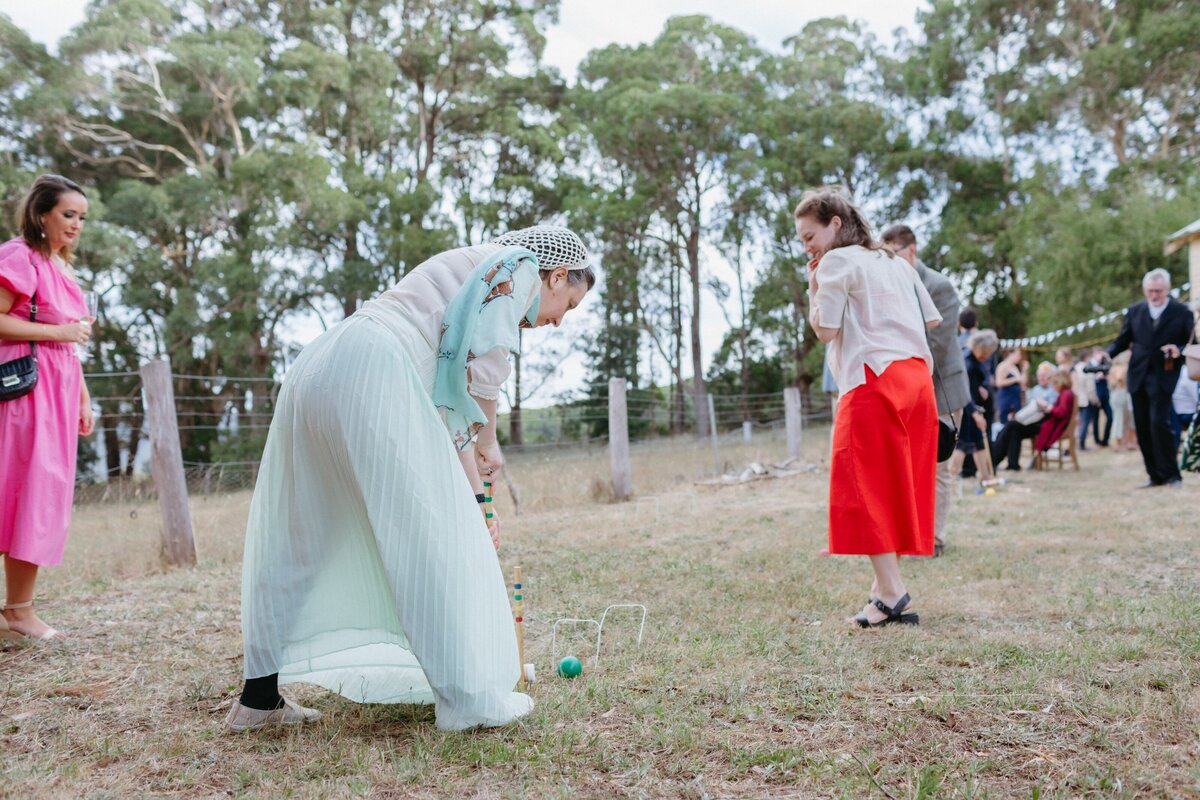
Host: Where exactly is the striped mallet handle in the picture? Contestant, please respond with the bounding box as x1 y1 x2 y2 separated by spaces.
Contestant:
483 481 494 527
513 565 528 688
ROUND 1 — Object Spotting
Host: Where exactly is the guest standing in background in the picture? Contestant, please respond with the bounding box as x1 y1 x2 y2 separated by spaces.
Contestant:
1 175 96 642
1106 268 1193 489
881 224 970 558
994 347 1026 423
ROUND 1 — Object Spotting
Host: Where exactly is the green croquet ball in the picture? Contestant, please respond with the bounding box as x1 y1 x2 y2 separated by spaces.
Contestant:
557 656 583 679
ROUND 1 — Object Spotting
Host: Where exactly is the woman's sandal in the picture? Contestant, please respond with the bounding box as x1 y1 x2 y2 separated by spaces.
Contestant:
854 593 920 628
1 600 63 641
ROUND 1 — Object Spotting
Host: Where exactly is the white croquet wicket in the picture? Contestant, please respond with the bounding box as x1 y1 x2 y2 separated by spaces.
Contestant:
550 603 648 674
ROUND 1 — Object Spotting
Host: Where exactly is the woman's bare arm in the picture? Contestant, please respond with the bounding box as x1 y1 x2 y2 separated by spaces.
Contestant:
0 287 88 344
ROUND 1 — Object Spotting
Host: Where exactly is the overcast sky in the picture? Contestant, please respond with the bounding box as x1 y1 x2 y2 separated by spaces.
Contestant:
5 1 922 68
2 1 925 407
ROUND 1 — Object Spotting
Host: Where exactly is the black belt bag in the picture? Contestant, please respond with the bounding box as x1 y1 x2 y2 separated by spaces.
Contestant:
0 292 38 402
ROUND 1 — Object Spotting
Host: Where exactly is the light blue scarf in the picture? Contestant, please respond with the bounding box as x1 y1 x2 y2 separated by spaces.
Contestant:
433 245 540 450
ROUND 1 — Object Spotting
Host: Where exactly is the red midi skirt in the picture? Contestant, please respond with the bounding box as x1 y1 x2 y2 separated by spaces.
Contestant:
828 357 936 556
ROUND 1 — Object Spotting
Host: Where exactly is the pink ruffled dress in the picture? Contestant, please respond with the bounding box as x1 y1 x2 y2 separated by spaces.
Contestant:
0 238 85 566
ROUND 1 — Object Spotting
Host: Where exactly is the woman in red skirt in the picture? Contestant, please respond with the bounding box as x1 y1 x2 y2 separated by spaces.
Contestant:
795 188 941 628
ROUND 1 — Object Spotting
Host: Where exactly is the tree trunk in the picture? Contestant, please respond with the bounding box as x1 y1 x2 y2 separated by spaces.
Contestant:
104 413 121 479
736 245 749 422
343 232 361 318
415 77 429 183
672 256 685 433
686 222 708 437
125 414 143 478
740 327 750 422
510 341 524 445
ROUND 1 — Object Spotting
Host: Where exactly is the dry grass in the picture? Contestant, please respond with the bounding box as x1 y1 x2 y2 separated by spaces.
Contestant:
2 430 1198 799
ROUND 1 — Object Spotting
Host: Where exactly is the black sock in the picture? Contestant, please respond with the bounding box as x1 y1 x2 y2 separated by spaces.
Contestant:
239 674 284 711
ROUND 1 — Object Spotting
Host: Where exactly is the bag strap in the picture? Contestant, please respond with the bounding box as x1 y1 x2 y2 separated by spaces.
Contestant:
26 246 39 357
29 291 37 357
911 283 957 434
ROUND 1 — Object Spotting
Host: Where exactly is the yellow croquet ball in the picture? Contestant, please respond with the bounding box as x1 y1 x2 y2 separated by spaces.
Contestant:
984 488 996 496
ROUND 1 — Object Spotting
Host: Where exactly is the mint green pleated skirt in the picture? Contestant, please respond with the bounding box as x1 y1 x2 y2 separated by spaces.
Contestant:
240 313 531 730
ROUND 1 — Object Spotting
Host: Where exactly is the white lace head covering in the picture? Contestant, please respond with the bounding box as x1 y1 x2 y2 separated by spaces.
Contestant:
494 225 591 271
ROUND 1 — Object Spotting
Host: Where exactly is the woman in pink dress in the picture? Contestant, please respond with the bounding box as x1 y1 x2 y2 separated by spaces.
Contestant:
0 175 96 641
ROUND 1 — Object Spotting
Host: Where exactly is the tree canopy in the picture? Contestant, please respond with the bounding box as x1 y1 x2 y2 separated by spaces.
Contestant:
1 0 1195 454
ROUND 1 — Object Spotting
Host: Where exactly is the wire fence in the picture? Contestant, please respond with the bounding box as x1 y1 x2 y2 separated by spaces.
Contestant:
75 370 834 503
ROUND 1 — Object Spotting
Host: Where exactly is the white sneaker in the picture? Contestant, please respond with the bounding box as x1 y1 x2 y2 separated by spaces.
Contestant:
225 698 321 732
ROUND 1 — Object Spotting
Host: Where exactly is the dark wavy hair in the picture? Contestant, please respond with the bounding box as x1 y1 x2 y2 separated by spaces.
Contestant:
18 174 87 261
793 187 886 253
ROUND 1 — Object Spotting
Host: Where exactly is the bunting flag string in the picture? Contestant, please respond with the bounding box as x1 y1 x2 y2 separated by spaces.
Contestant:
998 281 1192 349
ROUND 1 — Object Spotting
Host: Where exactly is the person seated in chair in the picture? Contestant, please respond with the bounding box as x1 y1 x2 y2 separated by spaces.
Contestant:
1032 370 1077 462
990 363 1061 471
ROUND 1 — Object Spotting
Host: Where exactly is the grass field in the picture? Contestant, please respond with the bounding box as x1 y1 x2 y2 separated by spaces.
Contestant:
2 430 1198 799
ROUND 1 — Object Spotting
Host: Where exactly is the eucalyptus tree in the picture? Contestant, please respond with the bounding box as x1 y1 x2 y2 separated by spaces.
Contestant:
260 1 565 447
253 0 565 313
564 162 673 434
54 0 316 459
752 18 916 398
899 0 1200 334
575 15 765 436
0 18 59 214
892 0 1050 327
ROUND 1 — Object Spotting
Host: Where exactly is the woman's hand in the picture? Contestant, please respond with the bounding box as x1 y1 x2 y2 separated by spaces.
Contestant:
973 410 987 431
475 439 504 482
79 402 95 436
56 320 91 345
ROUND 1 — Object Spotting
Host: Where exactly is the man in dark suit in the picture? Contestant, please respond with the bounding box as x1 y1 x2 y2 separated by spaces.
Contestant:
1107 268 1194 488
883 225 971 555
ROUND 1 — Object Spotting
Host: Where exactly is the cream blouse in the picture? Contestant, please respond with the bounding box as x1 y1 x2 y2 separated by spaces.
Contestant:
809 245 941 394
359 243 539 400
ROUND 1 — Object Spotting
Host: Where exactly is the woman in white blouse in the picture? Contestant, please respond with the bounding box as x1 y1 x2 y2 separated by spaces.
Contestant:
227 226 594 732
797 188 941 628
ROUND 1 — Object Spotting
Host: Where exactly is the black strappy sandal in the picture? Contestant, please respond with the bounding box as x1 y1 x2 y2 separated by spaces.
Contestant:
854 593 920 628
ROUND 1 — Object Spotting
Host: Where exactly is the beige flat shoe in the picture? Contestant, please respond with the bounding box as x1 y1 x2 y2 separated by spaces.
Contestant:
1 600 62 641
225 698 321 732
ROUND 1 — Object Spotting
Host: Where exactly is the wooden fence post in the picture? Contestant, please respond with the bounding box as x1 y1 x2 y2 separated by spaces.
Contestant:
609 378 632 501
784 387 803 461
140 359 196 567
